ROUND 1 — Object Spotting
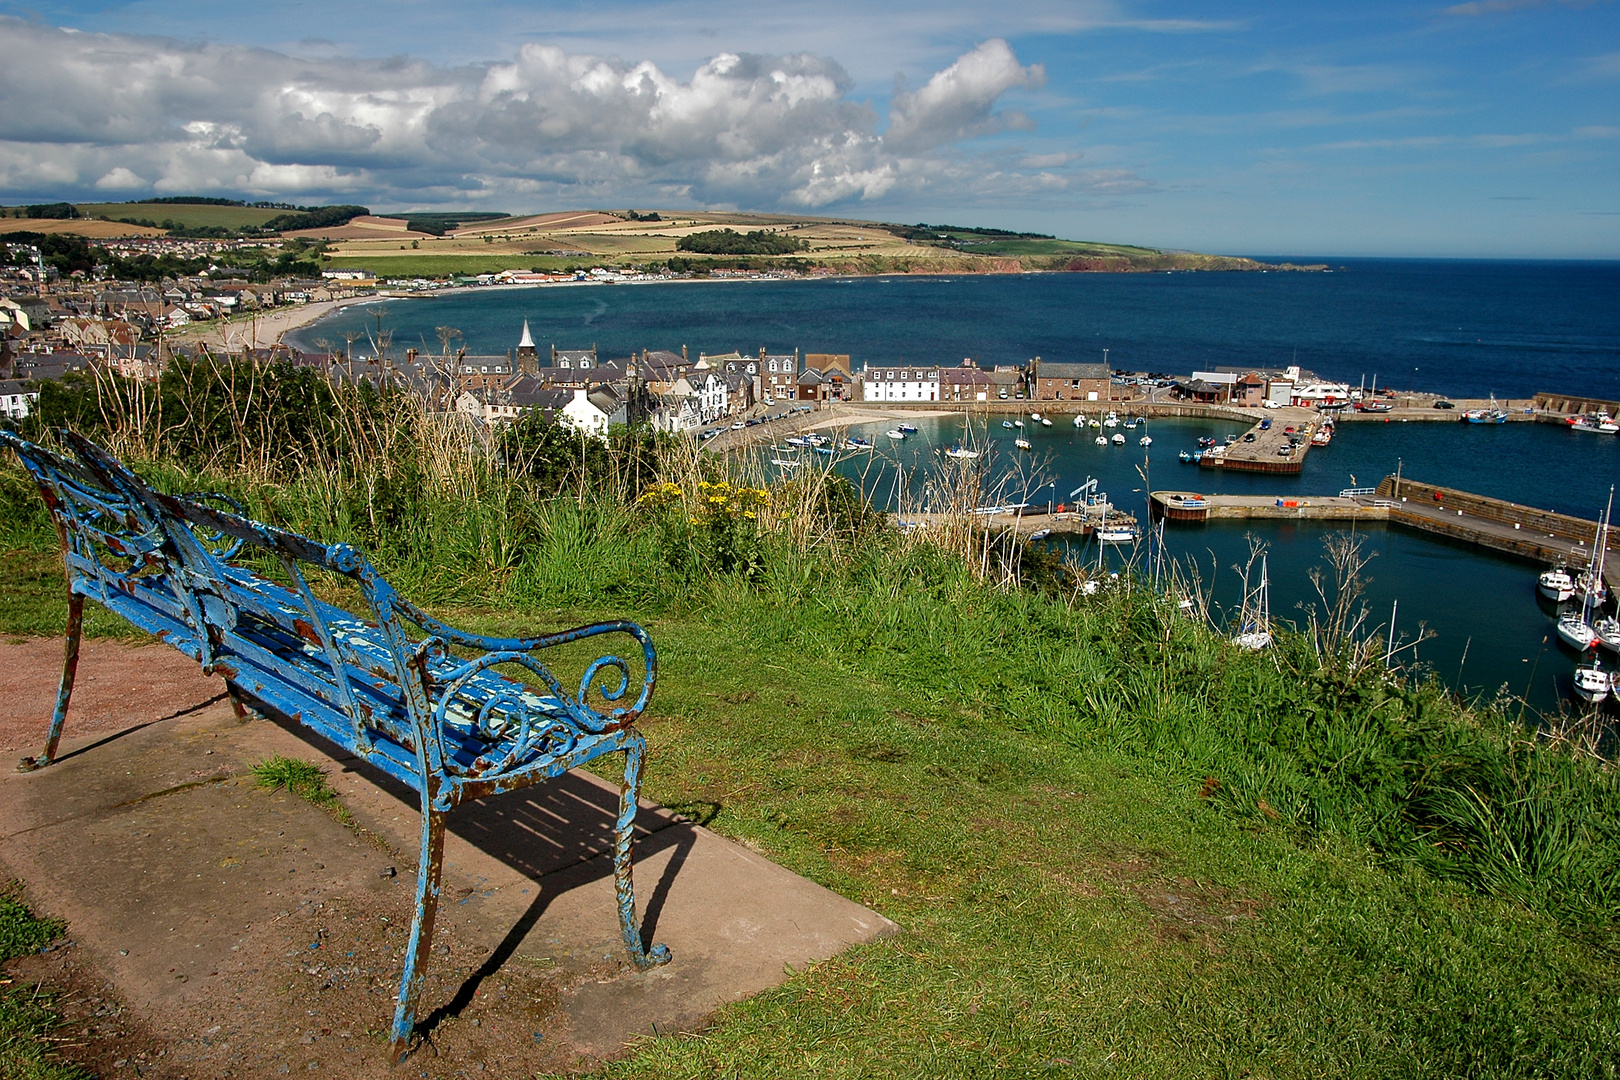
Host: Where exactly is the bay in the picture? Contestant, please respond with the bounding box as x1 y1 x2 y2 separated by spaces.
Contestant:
289 260 1620 714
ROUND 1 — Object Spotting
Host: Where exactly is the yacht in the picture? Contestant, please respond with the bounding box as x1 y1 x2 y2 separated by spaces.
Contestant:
1015 437 1033 451
1573 656 1610 705
1095 521 1140 544
1594 616 1620 654
1073 415 1086 428
1232 555 1273 650
1111 433 1126 445
1538 565 1576 602
945 445 980 460
1094 435 1108 447
1139 435 1153 447
1104 412 1120 428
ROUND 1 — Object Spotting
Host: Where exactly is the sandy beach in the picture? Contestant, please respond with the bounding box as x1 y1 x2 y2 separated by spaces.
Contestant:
172 294 384 351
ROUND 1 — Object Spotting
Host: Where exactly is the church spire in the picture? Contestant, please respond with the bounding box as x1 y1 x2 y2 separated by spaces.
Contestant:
518 320 535 350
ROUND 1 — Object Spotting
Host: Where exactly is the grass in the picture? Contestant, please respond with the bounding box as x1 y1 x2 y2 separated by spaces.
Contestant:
5 391 1620 1076
324 254 599 277
251 754 338 803
0 886 89 1080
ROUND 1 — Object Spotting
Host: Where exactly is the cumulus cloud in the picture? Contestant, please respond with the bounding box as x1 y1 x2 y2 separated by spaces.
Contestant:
0 18 1087 211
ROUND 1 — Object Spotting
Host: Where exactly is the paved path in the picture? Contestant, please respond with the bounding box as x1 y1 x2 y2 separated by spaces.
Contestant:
0 638 896 1077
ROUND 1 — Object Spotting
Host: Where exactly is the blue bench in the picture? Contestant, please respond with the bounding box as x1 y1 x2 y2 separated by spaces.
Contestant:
2 430 671 1062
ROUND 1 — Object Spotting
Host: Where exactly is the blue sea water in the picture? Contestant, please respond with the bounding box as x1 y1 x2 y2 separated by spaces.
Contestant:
289 261 1620 713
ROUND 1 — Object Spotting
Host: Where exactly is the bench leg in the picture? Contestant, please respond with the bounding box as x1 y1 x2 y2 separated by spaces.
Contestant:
19 592 84 772
616 732 672 971
389 801 446 1065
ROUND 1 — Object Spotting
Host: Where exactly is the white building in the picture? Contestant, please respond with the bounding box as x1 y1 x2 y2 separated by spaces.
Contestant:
862 365 939 403
0 379 38 419
670 371 728 423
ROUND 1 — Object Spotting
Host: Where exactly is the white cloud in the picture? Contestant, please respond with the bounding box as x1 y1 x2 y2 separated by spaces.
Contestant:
0 18 1095 213
94 166 147 189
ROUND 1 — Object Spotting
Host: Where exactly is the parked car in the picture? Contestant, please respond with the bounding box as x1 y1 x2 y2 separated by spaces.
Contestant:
1264 400 1282 409
1434 400 1456 409
1260 418 1272 429
1243 432 1257 442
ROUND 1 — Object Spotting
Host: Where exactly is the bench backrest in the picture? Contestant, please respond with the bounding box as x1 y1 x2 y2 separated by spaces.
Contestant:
3 430 655 795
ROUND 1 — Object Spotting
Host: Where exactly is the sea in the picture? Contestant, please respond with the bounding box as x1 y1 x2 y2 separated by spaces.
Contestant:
288 259 1620 713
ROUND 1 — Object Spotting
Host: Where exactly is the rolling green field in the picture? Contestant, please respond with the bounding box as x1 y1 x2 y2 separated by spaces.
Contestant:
324 253 599 277
74 202 287 231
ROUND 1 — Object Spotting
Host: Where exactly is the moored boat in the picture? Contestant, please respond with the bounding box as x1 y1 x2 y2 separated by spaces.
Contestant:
897 423 918 434
1111 433 1126 445
945 445 980 459
1573 656 1610 704
1566 412 1620 434
885 429 906 441
1015 437 1033 451
1139 435 1153 447
1539 565 1576 602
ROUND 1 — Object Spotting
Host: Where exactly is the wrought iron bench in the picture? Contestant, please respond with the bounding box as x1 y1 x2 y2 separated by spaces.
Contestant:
2 430 670 1062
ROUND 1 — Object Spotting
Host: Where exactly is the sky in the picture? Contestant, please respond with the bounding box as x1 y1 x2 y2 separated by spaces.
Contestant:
0 0 1616 258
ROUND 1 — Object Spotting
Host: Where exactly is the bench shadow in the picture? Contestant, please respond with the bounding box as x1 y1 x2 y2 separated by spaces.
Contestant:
50 691 230 766
256 711 714 1036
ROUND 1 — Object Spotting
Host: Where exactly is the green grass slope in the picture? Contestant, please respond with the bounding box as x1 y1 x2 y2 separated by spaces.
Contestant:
1 399 1616 1076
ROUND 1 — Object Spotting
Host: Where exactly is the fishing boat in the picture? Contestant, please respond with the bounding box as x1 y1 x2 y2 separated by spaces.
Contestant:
1463 394 1509 424
945 445 980 459
896 423 918 434
1111 433 1126 445
1139 435 1153 447
1573 656 1610 705
1094 435 1108 447
1232 555 1273 650
885 429 906 441
1015 437 1032 451
1179 450 1193 463
1566 412 1620 434
1539 564 1576 602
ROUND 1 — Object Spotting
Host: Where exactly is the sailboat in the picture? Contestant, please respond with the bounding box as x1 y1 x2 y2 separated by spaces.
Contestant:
945 410 979 458
1073 414 1085 428
1557 487 1612 651
1232 555 1273 650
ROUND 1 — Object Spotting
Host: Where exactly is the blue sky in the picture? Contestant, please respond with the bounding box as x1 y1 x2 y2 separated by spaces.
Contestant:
1 0 1615 257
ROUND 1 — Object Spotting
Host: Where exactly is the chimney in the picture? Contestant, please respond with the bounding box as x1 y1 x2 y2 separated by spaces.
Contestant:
681 344 688 361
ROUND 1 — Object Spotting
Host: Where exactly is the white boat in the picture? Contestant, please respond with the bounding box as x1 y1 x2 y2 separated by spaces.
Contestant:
1575 569 1609 607
1538 565 1575 602
945 445 980 459
1041 417 1052 427
771 458 801 469
1094 435 1108 446
1073 415 1085 428
1139 435 1153 447
885 429 906 441
1104 412 1119 428
1232 554 1273 650
1111 433 1126 445
1595 616 1620 654
1003 420 1014 429
1558 612 1600 650
1573 656 1610 704
1089 418 1101 429
1015 437 1032 451
1125 419 1138 430
1014 419 1025 428
896 424 918 434
1095 522 1140 543
1028 528 1051 541
1566 411 1620 434
1558 487 1613 651
1031 411 1042 421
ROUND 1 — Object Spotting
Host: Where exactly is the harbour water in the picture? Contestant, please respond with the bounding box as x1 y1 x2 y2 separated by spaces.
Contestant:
290 260 1620 713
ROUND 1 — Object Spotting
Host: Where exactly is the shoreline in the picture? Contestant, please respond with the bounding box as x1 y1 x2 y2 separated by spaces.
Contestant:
173 294 385 351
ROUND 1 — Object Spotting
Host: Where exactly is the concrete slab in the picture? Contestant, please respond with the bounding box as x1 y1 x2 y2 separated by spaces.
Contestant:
0 638 898 1075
